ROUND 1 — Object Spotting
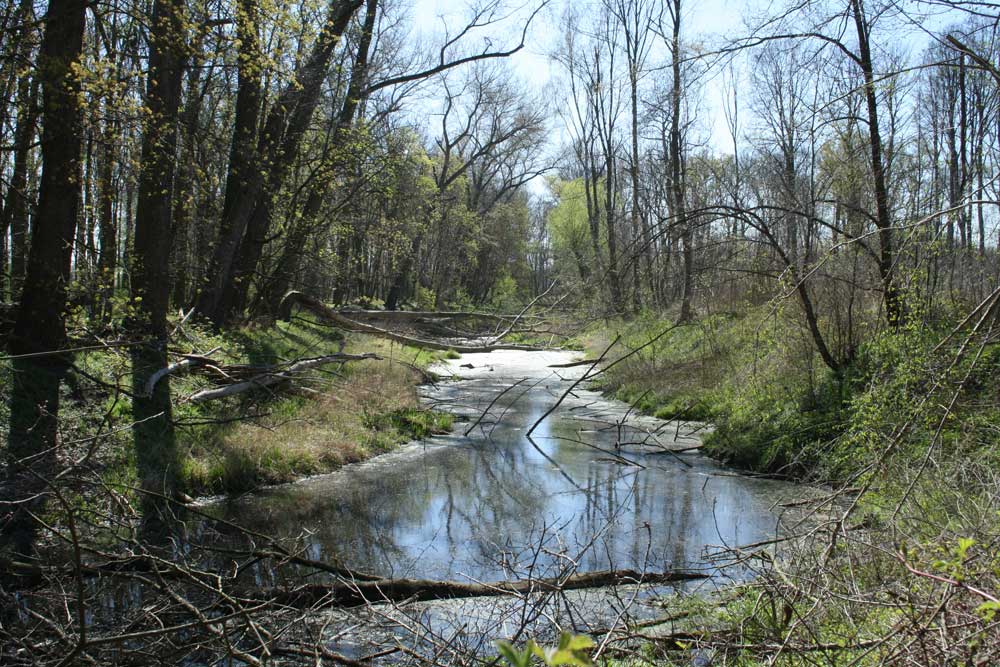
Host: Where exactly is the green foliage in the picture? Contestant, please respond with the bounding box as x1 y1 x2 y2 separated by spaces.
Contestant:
547 178 600 285
496 633 595 667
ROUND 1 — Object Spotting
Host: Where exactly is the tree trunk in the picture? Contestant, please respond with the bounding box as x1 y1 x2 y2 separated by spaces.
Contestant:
195 0 264 325
218 0 365 324
96 104 117 320
258 568 708 608
3 0 87 559
668 0 692 323
170 28 207 308
851 0 903 326
629 65 643 312
130 0 187 520
3 19 39 304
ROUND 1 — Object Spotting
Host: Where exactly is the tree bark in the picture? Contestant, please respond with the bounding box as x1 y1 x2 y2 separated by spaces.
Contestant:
218 0 365 324
129 0 187 519
3 0 87 558
195 0 265 325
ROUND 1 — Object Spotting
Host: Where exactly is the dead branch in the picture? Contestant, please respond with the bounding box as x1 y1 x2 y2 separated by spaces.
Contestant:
187 353 380 403
143 347 221 396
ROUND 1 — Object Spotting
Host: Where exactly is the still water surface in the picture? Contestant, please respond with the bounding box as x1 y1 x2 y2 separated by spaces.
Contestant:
196 350 801 585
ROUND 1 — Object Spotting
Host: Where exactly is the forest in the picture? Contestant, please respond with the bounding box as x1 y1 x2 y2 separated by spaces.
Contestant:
1 0 999 664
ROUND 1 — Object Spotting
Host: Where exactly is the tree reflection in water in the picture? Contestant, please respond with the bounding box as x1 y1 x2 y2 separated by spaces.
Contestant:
193 351 799 586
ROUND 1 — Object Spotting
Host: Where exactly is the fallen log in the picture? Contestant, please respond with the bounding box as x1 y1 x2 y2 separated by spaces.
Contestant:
279 291 546 354
255 568 709 607
188 352 380 402
144 347 221 396
333 309 535 324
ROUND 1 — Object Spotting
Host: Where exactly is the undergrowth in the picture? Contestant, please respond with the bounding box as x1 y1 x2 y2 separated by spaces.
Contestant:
580 303 1000 664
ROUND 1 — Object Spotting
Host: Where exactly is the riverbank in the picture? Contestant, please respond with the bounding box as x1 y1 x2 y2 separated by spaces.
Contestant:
578 308 855 480
573 308 1000 664
60 315 455 499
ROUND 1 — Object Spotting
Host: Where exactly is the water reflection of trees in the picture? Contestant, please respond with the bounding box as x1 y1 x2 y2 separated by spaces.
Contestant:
192 377 784 582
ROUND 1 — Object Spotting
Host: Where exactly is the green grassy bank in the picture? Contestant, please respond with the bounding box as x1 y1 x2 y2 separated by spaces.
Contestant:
576 305 1000 664
45 316 454 498
582 306 1000 481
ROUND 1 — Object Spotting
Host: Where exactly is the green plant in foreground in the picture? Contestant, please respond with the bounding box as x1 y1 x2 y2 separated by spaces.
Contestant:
496 633 595 667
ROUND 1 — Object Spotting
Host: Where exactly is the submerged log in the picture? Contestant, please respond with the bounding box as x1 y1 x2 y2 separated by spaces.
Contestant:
257 568 709 607
279 290 546 353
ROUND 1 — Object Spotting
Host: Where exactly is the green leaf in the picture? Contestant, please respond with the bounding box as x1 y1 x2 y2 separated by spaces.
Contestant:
956 537 975 560
496 641 531 667
977 600 1000 621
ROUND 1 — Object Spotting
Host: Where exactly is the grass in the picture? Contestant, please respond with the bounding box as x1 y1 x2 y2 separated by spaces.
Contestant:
173 322 454 495
44 314 456 498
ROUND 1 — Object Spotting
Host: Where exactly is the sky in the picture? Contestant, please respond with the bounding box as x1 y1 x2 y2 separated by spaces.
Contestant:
401 0 954 198
402 0 754 196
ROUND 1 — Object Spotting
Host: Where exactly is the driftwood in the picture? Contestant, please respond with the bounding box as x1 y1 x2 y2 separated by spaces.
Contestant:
188 352 380 402
256 568 708 607
279 290 546 353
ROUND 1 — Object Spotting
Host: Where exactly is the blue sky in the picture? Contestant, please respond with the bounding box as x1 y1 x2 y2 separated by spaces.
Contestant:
402 0 954 197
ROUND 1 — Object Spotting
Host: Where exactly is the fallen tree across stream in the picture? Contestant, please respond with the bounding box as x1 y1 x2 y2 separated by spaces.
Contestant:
278 290 549 353
254 568 709 607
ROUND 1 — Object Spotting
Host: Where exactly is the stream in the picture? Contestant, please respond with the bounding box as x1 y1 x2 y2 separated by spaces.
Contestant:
197 349 804 580
180 349 809 656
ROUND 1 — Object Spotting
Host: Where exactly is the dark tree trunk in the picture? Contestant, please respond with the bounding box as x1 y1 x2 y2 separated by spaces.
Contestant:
130 0 187 518
851 0 903 326
96 105 117 320
171 32 207 308
3 21 39 304
210 0 364 325
195 0 264 325
3 0 87 559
